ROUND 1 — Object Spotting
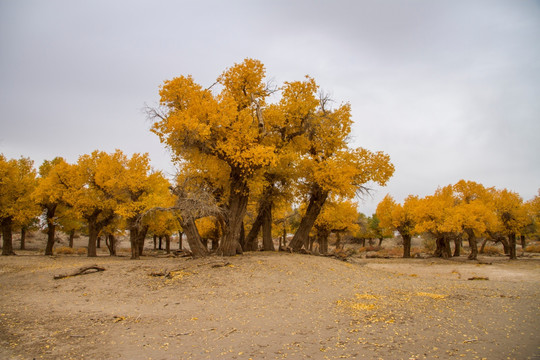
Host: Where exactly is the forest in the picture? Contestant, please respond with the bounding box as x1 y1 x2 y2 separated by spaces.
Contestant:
1 59 539 260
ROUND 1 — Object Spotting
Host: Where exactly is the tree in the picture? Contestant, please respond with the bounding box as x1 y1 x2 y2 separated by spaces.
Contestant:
491 188 528 260
312 199 360 254
0 155 38 255
288 137 394 251
367 213 393 247
111 152 172 259
62 151 121 257
32 157 72 255
376 194 418 258
151 59 277 256
450 180 497 260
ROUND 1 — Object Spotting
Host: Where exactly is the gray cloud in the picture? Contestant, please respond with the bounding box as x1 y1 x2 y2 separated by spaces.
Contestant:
1 0 538 214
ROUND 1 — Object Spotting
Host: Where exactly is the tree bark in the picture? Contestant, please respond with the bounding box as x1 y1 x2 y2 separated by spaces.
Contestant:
165 234 171 254
69 230 75 248
20 227 27 250
158 236 163 250
244 212 263 251
153 235 157 250
87 222 99 258
262 203 274 251
44 205 57 256
1 217 15 256
129 220 149 260
105 234 116 256
520 235 526 251
180 215 208 258
453 234 462 257
466 229 478 260
96 236 101 249
178 231 183 250
288 185 329 251
479 237 488 254
508 233 517 260
434 235 451 259
378 237 384 247
217 169 248 256
402 233 411 258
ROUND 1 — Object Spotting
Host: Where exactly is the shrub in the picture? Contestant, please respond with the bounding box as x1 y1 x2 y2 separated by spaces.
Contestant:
55 247 87 255
55 246 76 255
481 245 502 255
525 244 540 253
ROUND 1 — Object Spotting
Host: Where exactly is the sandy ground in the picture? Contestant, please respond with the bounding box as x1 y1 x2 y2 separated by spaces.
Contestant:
1 238 539 360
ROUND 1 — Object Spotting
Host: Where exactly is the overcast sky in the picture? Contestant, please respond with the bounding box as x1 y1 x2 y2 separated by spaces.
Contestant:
1 0 539 215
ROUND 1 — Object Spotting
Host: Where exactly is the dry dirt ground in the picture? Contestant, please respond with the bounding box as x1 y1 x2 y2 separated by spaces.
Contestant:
1 242 539 360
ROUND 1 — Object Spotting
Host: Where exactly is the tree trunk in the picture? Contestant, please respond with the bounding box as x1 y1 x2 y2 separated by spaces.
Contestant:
165 234 171 254
218 170 248 256
129 220 149 260
178 231 183 250
1 217 15 256
378 237 384 247
479 237 489 253
453 234 462 257
508 233 517 260
20 227 26 250
180 215 208 258
402 234 411 258
86 210 113 257
319 231 329 255
96 236 101 249
288 185 329 251
498 236 510 255
434 235 451 259
69 230 75 248
153 235 157 250
466 229 478 260
105 234 116 256
158 236 163 250
520 235 526 251
87 222 99 257
262 203 274 251
211 238 219 251
44 205 57 256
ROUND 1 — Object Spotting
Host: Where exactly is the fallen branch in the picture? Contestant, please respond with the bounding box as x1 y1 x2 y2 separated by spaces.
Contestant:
468 276 489 281
54 265 105 280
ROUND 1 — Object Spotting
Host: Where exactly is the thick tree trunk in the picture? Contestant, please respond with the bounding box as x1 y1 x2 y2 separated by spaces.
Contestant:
378 237 384 247
402 234 411 258
180 215 208 258
44 205 57 256
218 170 248 256
499 236 510 255
158 236 163 250
165 234 171 254
508 233 517 260
153 235 157 250
319 232 329 254
453 235 462 257
87 222 99 257
466 229 478 260
86 211 113 257
288 185 329 251
262 204 274 251
69 230 75 248
20 227 27 250
434 235 451 259
520 235 526 251
244 212 263 251
129 221 149 260
105 234 116 256
1 217 15 256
